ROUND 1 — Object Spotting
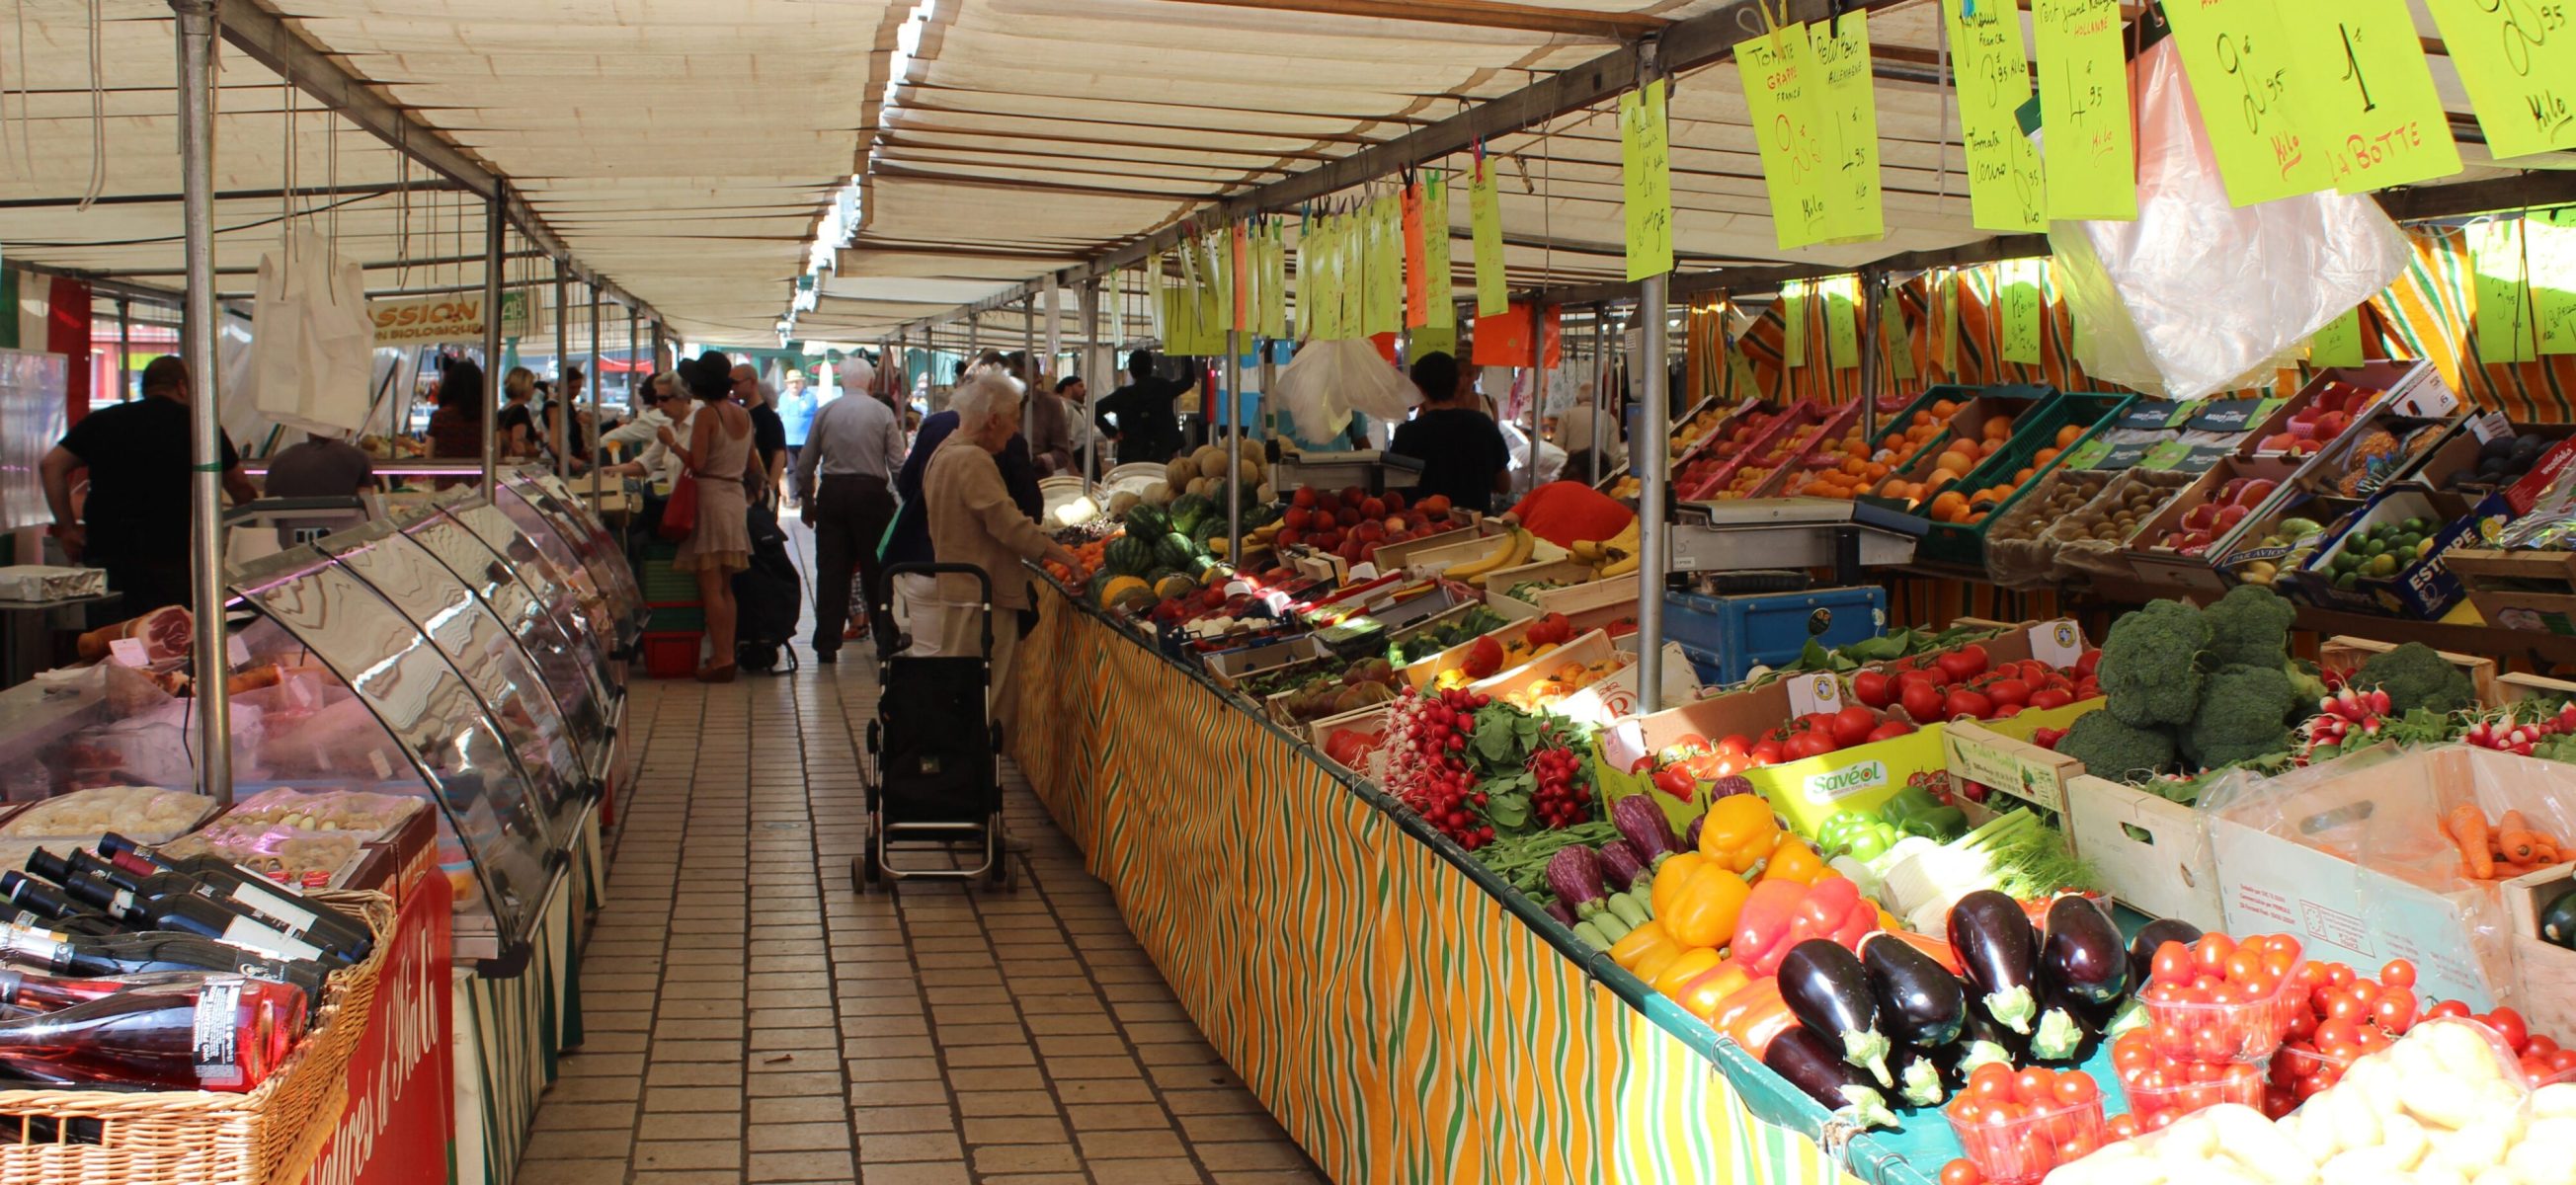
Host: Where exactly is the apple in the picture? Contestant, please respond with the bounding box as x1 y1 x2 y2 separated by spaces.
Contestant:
2260 432 2299 452
2183 504 2219 531
2215 504 2251 530
2231 478 2277 507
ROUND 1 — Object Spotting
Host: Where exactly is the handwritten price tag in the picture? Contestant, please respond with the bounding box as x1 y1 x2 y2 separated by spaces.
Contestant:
2158 0 2333 205
1809 15 1887 243
2421 0 2576 161
2035 0 2137 220
2469 219 2541 363
2311 306 2366 367
1735 27 1835 250
1422 172 1454 332
2000 258 2045 364
1470 160 1507 317
1825 276 1862 369
2536 209 2576 356
2289 0 2462 193
1782 280 1810 367
1620 79 1677 280
1942 0 2045 232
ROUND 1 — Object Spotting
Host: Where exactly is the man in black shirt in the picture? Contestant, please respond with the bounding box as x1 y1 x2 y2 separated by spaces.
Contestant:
40 356 258 620
1091 349 1196 466
1388 351 1511 514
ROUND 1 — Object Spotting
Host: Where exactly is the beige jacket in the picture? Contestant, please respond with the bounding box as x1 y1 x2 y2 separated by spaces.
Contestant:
926 434 1053 611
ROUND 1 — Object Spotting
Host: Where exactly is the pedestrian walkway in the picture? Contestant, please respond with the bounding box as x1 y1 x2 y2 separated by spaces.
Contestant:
513 641 1328 1184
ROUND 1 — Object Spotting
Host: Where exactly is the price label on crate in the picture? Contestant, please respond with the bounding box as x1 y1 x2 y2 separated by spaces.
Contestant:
2060 436 2115 471
2028 619 2085 669
2180 443 2236 472
1944 727 2072 815
2468 411 2511 444
2137 440 2195 471
2187 398 2268 434
2092 440 2152 471
1787 672 1845 717
2119 399 2193 430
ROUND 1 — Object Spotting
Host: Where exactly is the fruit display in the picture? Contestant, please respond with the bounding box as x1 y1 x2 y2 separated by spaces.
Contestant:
1275 486 1452 568
2150 474 2281 557
1372 687 1598 849
1152 438 1270 506
1607 402 1737 498
1794 399 1965 501
2221 511 2331 588
1930 423 2087 527
1436 526 1537 588
1673 406 1790 499
1428 611 1580 689
1496 656 1633 712
1270 657 1403 724
2315 516 2439 590
1875 411 2020 510
1850 645 2098 726
2436 427 2563 491
2251 380 2379 458
1715 408 1848 499
1566 515 1643 579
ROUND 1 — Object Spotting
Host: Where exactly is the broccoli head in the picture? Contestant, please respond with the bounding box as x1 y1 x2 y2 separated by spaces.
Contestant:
2204 584 2296 670
2354 642 2477 716
2181 664 2300 771
2100 599 2210 728
2057 711 2179 784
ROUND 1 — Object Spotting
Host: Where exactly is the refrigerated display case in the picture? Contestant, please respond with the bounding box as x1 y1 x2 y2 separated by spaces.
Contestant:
500 470 647 648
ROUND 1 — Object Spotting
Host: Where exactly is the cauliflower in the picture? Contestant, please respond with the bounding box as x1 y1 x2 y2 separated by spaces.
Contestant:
2101 599 2210 728
2354 642 2477 716
2203 584 2296 670
2181 664 2300 770
2057 711 2179 784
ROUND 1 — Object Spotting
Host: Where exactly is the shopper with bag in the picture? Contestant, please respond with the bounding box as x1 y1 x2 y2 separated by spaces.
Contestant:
659 353 759 683
796 356 906 663
923 372 1080 737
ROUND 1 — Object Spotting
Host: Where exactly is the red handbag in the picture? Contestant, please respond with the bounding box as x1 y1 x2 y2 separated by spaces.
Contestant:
656 472 699 540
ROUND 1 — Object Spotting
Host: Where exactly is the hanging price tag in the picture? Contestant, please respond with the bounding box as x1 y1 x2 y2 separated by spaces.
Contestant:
2000 260 2045 364
1423 172 1455 332
2421 0 2576 161
2469 219 2540 363
1620 79 1677 280
1825 277 1862 369
1735 27 1835 250
1782 282 1810 367
2311 306 2366 367
2156 0 2333 205
1809 15 1886 244
1942 0 2046 231
1880 294 1916 381
1470 161 1507 317
2536 210 2576 356
2034 0 2137 220
2288 0 2462 193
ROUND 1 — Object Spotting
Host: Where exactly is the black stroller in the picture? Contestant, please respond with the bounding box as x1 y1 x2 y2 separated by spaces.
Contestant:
852 561 1013 892
732 503 803 673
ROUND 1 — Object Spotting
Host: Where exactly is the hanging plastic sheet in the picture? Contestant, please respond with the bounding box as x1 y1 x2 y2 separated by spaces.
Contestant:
1270 338 1412 443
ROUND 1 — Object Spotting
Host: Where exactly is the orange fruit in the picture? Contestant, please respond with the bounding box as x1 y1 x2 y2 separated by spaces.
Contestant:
1929 466 1963 487
2056 424 2083 447
1983 418 2014 441
1936 450 1973 474
2034 447 2059 467
1932 399 1960 416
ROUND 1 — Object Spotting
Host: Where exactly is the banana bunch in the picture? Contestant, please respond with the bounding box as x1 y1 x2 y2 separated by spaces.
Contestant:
1570 517 1645 578
1444 527 1534 587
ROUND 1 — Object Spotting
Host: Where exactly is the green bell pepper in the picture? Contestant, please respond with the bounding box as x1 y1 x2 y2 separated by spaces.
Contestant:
1881 785 1969 842
1815 811 1902 861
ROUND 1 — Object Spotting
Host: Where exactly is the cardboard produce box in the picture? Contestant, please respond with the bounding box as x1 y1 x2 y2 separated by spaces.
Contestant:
1604 687 1948 837
2204 745 2576 1011
2315 634 2504 708
2502 862 2576 1053
2288 487 2507 618
2063 771 2226 930
2125 457 2320 595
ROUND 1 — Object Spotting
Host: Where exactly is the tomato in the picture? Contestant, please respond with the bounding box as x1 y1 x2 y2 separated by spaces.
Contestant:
2525 1034 2561 1060
1720 734 1755 756
1661 734 1714 761
2053 1071 2100 1106
2548 1048 2576 1074
2345 979 2380 1006
1851 671 1893 709
1935 649 1986 683
1900 680 1945 722
2379 960 2416 989
1829 705 1880 748
1630 754 1658 775
1867 721 1917 742
1784 731 1835 761
2192 934 2236 979
1968 1062 2017 1099
1951 1097 1985 1124
2326 992 2367 1023
2223 949 2266 984
2075 648 2102 677
1651 765 1698 801
1984 677 2031 709
2325 963 2356 988
2425 999 2472 1021
1980 1102 2026 1127
1747 740 1785 766
2014 1067 2055 1104
2026 687 2075 711
2484 1007 2531 1054
2105 1113 2139 1142
1943 688 1995 720
2373 988 2417 1035
1939 1159 1984 1185
2112 1033 2155 1075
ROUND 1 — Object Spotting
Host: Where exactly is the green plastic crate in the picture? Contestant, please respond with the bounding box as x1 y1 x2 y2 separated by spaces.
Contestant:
640 559 698 602
1918 391 2138 566
647 602 706 632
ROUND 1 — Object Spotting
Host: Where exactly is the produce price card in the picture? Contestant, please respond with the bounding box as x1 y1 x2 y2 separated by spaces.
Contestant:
1942 0 2046 231
2289 0 2461 193
2421 0 2576 161
2034 0 2137 219
1943 726 2077 815
2157 0 2332 205
1620 79 1676 280
1810 14 1886 243
1735 27 1835 250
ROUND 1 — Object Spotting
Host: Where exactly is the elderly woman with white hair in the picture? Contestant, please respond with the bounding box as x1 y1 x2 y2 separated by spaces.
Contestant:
923 372 1079 736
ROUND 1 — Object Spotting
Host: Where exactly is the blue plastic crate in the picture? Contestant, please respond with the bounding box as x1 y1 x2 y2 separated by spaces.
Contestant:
1660 586 1888 685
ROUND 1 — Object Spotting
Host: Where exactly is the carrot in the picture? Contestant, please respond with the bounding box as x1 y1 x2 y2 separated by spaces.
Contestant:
2450 804 2495 879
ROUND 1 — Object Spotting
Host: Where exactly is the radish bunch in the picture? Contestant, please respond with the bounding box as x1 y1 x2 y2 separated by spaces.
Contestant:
2299 686 2393 759
1527 745 1590 830
2462 700 2576 755
1377 687 1495 849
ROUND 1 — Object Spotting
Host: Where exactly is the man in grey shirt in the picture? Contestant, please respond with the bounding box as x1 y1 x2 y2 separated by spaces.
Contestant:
795 358 908 662
263 432 377 547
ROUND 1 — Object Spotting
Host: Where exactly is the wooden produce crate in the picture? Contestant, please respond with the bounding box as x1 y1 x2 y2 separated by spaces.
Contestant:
2317 634 2505 708
2450 548 2576 636
2062 771 2227 931
2502 862 2576 1047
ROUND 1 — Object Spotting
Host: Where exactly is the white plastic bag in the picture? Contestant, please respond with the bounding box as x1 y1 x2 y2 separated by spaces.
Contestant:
2050 39 2412 399
251 227 374 435
1270 338 1412 443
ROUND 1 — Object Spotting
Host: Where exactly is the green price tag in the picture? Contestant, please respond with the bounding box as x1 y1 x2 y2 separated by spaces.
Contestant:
1826 276 1862 368
1471 161 1507 318
2536 210 2576 356
1783 281 1810 367
1423 173 1454 332
1735 27 1835 250
1810 15 1886 243
2138 439 2194 470
2035 0 2137 220
2157 0 2333 206
2421 0 2576 161
2311 306 2366 367
1882 292 1916 380
1367 196 1402 337
1942 0 2046 232
2469 219 2540 363
2060 436 2114 470
2290 0 2462 193
1621 79 1677 280
2000 259 2045 364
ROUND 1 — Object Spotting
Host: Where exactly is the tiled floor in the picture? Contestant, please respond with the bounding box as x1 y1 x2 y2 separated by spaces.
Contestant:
518 588 1327 1183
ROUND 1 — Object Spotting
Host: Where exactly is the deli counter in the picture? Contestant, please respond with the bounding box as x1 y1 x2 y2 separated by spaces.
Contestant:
0 466 642 971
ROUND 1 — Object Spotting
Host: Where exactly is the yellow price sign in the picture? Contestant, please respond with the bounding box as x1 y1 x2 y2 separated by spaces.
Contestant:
2157 0 2332 206
1810 16 1886 244
1424 172 1455 331
1825 277 1862 369
1782 281 1810 367
2035 0 2136 220
2468 219 2539 363
2420 0 2576 161
2533 210 2576 355
1942 0 2046 232
1620 79 1676 280
1734 27 1834 250
2311 306 2366 367
2290 0 2462 193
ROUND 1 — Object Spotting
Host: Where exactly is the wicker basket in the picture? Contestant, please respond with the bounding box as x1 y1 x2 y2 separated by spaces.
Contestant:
0 891 396 1185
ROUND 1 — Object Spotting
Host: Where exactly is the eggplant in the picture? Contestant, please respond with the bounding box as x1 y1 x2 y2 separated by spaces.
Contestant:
1947 890 2042 1036
1545 900 1578 926
1763 1027 1897 1130
1777 939 1892 1088
2127 917 2203 988
2041 896 2129 1006
1597 840 1646 893
1890 1045 1950 1108
1683 813 1705 853
1860 932 1968 1049
1949 1003 2025 1080
1612 796 1682 872
1545 846 1610 919
2030 982 2120 1064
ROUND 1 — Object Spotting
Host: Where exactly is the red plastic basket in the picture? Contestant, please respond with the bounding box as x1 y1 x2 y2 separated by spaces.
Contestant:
641 630 703 678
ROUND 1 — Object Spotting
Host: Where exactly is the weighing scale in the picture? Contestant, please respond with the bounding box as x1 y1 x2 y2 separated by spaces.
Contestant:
1667 497 1927 586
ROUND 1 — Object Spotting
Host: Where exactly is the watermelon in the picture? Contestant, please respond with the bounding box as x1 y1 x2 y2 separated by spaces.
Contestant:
1105 534 1158 578
1168 493 1215 536
1155 531 1200 573
1124 506 1170 539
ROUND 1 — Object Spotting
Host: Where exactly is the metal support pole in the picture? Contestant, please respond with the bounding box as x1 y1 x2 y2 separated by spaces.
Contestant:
587 291 603 511
480 188 505 494
1637 274 1670 712
1021 297 1037 439
652 322 667 378
1859 273 1882 447
553 261 571 476
587 283 602 477
1589 304 1607 483
1224 328 1241 564
116 299 133 401
1079 279 1100 487
175 0 231 803
1530 302 1548 495
627 309 638 392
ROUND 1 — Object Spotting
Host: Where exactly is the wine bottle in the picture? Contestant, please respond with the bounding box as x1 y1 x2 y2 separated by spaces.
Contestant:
0 873 118 939
26 851 342 968
0 923 326 1001
0 974 305 1091
95 837 373 961
80 850 370 965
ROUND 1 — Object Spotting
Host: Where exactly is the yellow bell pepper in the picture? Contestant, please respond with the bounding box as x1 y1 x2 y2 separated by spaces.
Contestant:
1699 795 1781 874
1609 918 1675 973
1756 835 1829 885
1633 942 1685 986
1652 946 1725 997
1650 850 1709 920
1659 858 1755 949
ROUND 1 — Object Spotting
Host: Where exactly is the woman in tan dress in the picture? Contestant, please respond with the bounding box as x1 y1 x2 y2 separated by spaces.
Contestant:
661 351 758 682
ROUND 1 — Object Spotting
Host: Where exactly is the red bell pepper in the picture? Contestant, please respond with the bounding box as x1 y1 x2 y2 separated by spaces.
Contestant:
1730 874 1878 976
1714 977 1796 1059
